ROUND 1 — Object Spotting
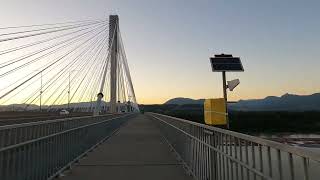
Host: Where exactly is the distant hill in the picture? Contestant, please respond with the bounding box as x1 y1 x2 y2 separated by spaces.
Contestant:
164 93 320 111
229 93 320 111
164 98 204 105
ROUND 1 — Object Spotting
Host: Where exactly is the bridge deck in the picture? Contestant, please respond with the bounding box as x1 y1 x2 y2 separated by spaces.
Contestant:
60 114 193 180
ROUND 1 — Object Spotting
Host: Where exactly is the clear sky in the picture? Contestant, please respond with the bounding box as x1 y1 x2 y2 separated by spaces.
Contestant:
0 0 319 104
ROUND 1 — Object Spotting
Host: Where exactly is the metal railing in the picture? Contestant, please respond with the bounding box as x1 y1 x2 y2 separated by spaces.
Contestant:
0 113 92 126
0 113 135 180
0 114 119 148
148 113 320 180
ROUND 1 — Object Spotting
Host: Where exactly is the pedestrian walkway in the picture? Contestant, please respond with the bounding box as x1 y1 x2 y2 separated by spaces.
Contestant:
61 114 193 180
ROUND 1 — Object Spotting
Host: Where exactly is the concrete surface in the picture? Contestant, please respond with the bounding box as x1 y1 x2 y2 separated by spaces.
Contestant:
60 114 194 180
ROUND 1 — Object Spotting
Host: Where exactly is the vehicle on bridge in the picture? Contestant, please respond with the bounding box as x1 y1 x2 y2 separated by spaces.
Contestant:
59 109 70 115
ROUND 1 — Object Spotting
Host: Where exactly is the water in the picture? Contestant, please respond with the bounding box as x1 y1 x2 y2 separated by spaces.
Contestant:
258 133 320 139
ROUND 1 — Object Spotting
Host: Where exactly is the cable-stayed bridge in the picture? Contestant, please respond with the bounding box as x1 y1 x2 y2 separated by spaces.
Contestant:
0 15 319 180
0 15 138 114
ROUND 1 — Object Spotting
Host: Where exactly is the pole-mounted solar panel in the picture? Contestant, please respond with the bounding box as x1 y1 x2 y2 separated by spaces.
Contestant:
210 54 244 72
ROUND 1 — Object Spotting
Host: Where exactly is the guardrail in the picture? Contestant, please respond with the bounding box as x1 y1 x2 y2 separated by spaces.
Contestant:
0 114 119 148
0 113 135 180
148 113 320 180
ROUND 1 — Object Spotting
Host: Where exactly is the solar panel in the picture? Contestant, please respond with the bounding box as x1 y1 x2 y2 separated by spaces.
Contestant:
214 54 233 58
210 57 244 72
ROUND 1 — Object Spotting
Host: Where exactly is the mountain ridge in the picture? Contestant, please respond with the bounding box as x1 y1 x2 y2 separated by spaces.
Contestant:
164 93 320 111
164 97 205 105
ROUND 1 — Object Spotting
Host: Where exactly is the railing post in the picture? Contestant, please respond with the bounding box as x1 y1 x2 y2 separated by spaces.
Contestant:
211 131 218 180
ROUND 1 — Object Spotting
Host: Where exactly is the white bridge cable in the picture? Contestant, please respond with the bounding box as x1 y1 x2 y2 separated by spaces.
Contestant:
98 22 116 94
0 17 139 112
69 32 109 104
45 29 109 109
0 23 106 71
118 59 124 103
118 43 134 104
0 25 107 101
0 19 107 107
0 20 106 43
75 33 110 104
119 55 130 103
86 55 110 109
37 28 108 107
2 32 106 103
0 23 104 57
118 29 138 105
117 53 127 104
0 25 105 103
23 28 108 108
20 39 102 107
0 20 106 37
0 21 107 107
0 19 105 30
79 58 107 103
51 55 99 108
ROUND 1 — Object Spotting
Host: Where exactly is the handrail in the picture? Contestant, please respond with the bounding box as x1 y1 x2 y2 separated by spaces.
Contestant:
0 113 136 180
0 114 130 152
152 114 271 179
0 113 122 150
0 113 116 130
150 112 320 162
148 112 320 180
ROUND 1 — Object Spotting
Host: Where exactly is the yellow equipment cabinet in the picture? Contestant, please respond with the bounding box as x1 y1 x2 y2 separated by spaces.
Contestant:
204 98 227 125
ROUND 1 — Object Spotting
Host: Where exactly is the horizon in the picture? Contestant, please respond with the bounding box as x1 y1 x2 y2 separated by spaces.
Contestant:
2 91 318 106
0 0 319 105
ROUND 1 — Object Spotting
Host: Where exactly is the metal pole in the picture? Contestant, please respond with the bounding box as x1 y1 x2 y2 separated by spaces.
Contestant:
68 72 70 110
68 70 79 111
222 71 229 129
40 71 42 112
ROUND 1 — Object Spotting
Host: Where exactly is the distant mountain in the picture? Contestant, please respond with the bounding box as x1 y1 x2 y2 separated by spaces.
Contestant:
164 93 320 111
164 98 204 105
229 93 320 111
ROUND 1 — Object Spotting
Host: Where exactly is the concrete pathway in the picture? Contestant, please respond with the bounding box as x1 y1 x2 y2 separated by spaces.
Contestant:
61 114 193 180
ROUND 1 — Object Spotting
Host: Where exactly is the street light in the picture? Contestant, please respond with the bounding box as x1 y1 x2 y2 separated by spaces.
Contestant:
68 70 79 110
40 70 42 112
33 70 43 112
209 54 244 128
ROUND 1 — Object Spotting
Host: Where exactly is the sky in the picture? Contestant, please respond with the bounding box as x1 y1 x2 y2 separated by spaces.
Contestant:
0 0 319 104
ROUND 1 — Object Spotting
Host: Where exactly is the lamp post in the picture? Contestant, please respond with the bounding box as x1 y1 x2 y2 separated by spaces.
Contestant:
40 70 42 112
33 70 43 112
68 70 79 110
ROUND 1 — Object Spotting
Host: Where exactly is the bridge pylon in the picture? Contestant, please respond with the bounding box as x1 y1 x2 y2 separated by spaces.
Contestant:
94 15 120 115
109 15 119 113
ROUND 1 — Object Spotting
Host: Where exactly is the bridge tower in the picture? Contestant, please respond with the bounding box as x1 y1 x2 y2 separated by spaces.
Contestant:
109 15 119 113
94 15 119 115
94 15 138 115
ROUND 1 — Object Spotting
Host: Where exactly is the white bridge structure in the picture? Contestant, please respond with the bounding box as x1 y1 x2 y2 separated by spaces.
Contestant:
0 15 138 114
